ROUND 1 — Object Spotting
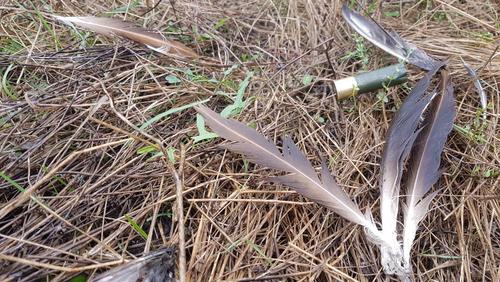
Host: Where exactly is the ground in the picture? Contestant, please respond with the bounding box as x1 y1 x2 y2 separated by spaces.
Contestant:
0 0 498 281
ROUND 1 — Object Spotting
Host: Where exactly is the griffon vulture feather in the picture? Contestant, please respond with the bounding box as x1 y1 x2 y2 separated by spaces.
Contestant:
402 70 456 274
341 5 440 70
195 106 387 237
55 16 198 59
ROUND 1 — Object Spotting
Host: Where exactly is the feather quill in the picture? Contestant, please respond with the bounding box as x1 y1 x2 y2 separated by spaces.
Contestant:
195 105 381 233
341 5 439 70
402 70 455 273
55 16 198 59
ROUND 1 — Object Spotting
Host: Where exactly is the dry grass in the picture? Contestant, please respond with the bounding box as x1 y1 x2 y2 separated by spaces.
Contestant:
0 0 498 281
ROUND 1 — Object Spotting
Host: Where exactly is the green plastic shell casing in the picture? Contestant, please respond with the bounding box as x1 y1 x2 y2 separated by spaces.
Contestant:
334 63 408 100
355 63 408 94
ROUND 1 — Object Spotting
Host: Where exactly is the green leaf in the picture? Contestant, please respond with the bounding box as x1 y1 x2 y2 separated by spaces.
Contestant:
192 114 219 143
165 75 181 84
377 91 389 103
69 274 88 282
125 214 148 240
0 171 26 193
214 17 229 30
302 74 313 86
316 116 326 123
193 72 254 142
483 169 499 178
220 71 254 118
140 98 210 129
166 147 176 163
136 145 159 155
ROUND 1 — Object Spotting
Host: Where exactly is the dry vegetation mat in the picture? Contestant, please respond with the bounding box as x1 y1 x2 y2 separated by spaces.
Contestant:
0 0 499 281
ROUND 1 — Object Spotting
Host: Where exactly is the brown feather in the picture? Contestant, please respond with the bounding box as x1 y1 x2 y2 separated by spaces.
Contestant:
195 105 377 229
402 69 456 268
55 16 198 59
341 5 439 70
379 62 444 240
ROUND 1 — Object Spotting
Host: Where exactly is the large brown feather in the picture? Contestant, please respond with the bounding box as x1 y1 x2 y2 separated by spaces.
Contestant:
55 16 198 59
341 5 439 70
379 64 443 235
195 105 377 230
402 70 456 272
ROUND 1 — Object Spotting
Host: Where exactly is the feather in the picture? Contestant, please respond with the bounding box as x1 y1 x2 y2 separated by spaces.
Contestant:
341 5 439 70
195 105 379 232
378 62 444 275
402 69 455 271
461 59 487 113
91 248 176 282
55 16 198 59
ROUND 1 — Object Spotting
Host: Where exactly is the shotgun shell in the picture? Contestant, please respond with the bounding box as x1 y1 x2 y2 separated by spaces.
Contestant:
334 63 408 100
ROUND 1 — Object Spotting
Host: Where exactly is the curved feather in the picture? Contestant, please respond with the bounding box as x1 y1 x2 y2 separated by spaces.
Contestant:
379 62 443 237
91 248 175 282
196 105 377 230
55 16 198 59
402 70 455 269
341 5 439 70
462 59 487 112
376 62 444 276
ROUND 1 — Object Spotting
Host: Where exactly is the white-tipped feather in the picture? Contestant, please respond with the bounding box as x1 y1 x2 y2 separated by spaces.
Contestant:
462 59 487 114
377 62 444 276
196 106 383 233
54 16 198 59
341 5 439 70
402 70 455 274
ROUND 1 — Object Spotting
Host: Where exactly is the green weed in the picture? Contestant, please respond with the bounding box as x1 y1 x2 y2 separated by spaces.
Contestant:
1 64 18 99
125 214 148 240
193 71 254 143
140 99 209 129
0 37 24 54
302 74 313 86
342 36 370 70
